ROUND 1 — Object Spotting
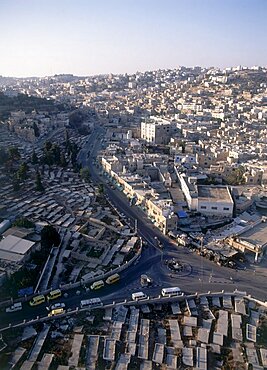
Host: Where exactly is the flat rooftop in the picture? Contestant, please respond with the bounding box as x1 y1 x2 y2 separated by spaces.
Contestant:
0 235 35 255
239 220 267 247
198 185 233 203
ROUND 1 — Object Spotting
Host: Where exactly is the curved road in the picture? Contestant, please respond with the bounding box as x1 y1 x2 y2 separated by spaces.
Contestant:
0 127 266 329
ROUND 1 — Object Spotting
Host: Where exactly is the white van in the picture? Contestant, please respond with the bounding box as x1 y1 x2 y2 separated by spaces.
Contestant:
161 287 182 297
131 291 148 301
6 302 22 313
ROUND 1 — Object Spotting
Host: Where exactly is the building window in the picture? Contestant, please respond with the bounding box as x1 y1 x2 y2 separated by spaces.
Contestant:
200 206 207 209
223 207 230 210
211 206 217 210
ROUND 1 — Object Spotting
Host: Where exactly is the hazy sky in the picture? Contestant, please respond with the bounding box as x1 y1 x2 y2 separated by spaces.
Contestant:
0 0 266 77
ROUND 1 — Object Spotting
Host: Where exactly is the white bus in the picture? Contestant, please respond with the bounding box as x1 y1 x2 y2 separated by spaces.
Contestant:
131 291 148 301
80 297 103 309
161 287 182 297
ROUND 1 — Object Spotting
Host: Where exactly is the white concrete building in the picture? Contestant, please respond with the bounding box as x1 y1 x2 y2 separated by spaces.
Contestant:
141 117 176 145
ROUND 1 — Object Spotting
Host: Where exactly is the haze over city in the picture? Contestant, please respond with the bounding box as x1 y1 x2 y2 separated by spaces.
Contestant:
0 0 267 77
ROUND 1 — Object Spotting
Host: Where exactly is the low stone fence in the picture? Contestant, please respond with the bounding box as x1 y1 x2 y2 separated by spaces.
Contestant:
0 244 142 309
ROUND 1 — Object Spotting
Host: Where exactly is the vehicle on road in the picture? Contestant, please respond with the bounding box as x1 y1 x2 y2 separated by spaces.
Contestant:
140 274 153 287
29 295 45 306
80 297 103 309
48 308 65 317
131 291 148 301
161 287 182 297
47 289 62 301
90 280 104 290
46 302 66 311
6 302 22 313
105 273 120 285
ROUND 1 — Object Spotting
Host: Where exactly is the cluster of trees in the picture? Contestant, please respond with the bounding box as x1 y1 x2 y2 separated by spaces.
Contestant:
0 92 60 120
41 225 61 249
225 166 246 185
42 141 66 167
13 217 35 228
80 167 90 182
1 127 87 194
40 133 80 171
0 146 20 166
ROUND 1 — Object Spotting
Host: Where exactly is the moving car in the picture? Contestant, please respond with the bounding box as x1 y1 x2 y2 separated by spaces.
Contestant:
46 302 66 311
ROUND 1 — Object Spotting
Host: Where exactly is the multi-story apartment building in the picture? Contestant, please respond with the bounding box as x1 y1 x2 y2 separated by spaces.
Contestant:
178 172 234 217
141 117 176 145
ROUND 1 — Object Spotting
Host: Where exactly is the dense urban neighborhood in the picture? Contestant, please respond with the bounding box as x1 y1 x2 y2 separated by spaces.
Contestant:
0 66 266 369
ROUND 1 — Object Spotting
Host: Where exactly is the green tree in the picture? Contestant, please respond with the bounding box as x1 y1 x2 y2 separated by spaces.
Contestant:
64 129 69 143
13 218 34 228
12 176 20 191
0 147 9 165
35 170 44 192
51 144 61 165
33 122 40 137
8 146 20 161
44 141 52 152
60 152 67 167
31 149 38 164
80 167 90 182
98 184 104 193
17 162 28 181
41 225 60 249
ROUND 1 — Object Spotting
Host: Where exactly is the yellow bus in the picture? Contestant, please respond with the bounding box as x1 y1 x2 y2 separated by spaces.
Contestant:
48 308 65 317
105 273 120 285
47 289 62 301
29 295 45 306
90 280 104 290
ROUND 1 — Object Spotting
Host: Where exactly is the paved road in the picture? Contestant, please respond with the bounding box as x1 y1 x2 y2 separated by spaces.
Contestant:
84 127 267 300
0 126 266 329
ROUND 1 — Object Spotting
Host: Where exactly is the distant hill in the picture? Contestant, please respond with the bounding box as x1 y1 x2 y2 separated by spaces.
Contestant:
0 92 66 120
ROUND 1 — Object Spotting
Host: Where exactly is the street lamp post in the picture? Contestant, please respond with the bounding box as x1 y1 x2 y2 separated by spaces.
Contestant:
134 219 138 234
200 236 204 288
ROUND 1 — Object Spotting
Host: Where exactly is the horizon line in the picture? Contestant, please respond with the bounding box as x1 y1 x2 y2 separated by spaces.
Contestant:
0 64 266 80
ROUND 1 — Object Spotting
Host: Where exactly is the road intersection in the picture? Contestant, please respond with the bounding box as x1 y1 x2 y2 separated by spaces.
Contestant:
0 127 266 329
